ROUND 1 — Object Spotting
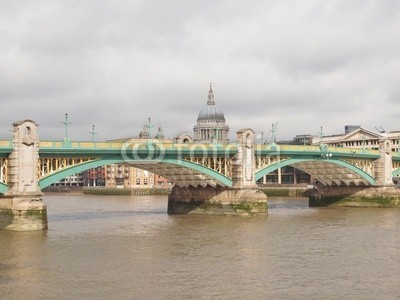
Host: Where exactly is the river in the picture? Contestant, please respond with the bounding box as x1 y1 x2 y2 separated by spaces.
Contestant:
0 195 399 299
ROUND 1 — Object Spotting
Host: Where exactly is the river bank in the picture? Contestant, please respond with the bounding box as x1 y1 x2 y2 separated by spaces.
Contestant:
43 184 400 208
307 185 400 208
259 184 307 197
43 186 171 196
44 185 306 197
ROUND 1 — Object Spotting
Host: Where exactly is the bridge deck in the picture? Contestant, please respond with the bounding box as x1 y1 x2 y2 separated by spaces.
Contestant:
0 140 240 157
1 140 396 160
256 144 380 159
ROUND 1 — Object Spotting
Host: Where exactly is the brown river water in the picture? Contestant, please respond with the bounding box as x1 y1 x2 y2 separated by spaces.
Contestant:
0 195 399 299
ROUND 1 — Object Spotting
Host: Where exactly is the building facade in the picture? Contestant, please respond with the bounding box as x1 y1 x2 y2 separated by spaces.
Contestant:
104 164 172 189
82 167 106 186
312 126 400 152
52 173 85 187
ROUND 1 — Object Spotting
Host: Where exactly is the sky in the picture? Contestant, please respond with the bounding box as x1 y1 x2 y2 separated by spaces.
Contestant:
1 0 400 142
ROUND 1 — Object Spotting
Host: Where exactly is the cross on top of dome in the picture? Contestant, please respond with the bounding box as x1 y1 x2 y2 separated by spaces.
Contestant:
197 83 225 122
207 83 215 105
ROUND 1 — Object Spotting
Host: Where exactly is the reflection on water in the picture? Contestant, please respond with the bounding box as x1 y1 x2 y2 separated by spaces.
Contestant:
1 195 400 299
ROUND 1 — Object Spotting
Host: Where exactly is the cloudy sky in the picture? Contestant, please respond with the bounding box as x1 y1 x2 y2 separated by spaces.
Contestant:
1 0 399 142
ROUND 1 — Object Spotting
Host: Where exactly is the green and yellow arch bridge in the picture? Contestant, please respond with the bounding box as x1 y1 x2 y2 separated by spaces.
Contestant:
1 139 399 195
2 120 400 230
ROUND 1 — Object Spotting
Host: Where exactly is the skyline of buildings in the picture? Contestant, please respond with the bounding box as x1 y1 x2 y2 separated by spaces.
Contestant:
51 85 229 189
51 86 400 189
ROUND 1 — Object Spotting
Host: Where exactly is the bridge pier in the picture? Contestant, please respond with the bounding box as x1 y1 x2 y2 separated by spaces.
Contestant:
168 129 268 216
0 120 47 230
167 186 267 216
307 185 400 207
307 138 400 207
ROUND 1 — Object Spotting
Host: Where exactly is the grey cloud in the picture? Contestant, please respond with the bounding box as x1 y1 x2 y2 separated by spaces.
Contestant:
1 0 400 142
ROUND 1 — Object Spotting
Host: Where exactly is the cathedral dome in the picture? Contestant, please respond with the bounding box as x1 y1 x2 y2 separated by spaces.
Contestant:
197 104 225 122
196 84 225 122
193 84 230 143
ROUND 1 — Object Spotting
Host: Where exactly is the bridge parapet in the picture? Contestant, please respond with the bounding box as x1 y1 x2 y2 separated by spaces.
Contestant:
256 144 380 158
0 140 12 148
391 151 400 162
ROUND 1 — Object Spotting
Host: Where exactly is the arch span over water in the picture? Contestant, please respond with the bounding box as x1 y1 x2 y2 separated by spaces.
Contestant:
39 156 233 189
255 158 375 186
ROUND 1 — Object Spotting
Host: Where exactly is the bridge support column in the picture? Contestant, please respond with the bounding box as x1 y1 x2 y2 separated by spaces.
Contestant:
168 129 267 216
374 138 394 186
0 120 47 230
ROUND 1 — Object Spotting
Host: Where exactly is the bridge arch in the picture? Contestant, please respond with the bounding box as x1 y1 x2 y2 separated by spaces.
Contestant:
392 168 400 178
0 182 7 194
255 157 375 186
39 156 233 189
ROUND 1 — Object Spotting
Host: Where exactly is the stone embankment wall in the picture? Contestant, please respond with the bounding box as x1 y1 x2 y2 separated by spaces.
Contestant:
307 185 400 207
83 187 171 196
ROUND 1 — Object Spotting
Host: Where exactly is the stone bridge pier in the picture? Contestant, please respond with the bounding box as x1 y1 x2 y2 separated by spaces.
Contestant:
308 138 400 207
168 129 268 216
0 120 47 230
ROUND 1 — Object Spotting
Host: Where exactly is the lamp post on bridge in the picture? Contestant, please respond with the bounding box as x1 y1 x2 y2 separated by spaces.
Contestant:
61 113 72 147
87 125 99 187
145 117 154 138
89 125 98 142
318 126 324 146
318 126 332 159
155 126 165 139
318 126 326 151
269 123 278 146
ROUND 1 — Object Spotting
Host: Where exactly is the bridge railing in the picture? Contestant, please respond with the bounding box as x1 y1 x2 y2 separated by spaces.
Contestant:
392 151 400 162
39 141 126 149
37 140 238 149
2 139 383 158
255 144 380 157
0 140 12 148
35 140 240 162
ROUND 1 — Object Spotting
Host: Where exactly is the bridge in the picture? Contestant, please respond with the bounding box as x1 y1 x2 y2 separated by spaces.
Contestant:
1 120 400 230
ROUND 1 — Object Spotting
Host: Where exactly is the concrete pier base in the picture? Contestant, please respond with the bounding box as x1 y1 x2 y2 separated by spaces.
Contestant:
0 195 47 231
168 186 268 216
307 185 400 207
